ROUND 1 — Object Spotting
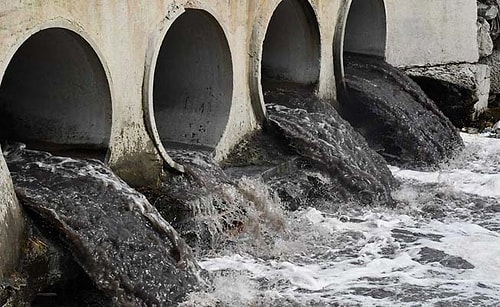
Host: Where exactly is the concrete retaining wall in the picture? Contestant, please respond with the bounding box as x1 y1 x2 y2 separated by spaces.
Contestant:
385 0 479 67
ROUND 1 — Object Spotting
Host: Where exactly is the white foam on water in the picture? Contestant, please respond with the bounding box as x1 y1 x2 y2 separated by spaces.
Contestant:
390 133 500 198
390 167 500 198
185 133 500 306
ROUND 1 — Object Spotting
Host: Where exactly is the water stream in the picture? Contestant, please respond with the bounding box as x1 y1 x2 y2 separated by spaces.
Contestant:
342 54 464 168
3 144 199 306
264 87 395 206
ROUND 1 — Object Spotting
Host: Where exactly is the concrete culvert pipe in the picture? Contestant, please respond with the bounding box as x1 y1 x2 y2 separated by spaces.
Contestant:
153 9 233 151
261 0 321 91
0 28 112 160
334 0 387 95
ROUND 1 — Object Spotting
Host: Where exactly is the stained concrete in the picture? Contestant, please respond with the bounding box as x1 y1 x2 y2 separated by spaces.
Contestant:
480 49 500 94
0 0 478 174
0 0 339 274
249 0 337 120
344 0 386 58
335 0 479 98
385 0 479 67
0 147 24 278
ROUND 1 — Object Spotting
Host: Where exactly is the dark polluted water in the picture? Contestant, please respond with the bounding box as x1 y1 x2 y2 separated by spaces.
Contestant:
142 148 260 253
341 54 464 169
3 144 200 306
263 87 396 207
3 132 499 306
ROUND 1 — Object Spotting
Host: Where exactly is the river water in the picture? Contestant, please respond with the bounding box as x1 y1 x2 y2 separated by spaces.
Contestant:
181 132 500 306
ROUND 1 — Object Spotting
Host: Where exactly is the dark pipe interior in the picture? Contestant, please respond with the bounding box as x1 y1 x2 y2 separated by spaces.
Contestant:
335 0 387 100
261 0 321 92
0 28 112 160
344 0 387 58
153 9 233 151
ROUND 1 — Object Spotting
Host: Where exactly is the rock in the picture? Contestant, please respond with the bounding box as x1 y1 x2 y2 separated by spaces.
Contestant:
406 63 491 128
494 119 500 131
416 247 474 269
478 2 499 20
491 15 500 39
473 107 500 130
478 17 494 58
480 49 500 95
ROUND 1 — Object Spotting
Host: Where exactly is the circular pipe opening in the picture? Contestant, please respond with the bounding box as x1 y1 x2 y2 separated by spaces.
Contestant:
334 0 387 97
261 0 321 93
153 9 233 152
0 28 112 160
344 0 387 57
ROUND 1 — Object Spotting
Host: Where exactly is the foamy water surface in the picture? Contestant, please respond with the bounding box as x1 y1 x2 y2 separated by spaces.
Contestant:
182 133 500 306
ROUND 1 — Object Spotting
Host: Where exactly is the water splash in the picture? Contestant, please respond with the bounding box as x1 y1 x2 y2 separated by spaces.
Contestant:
391 133 500 198
152 87 398 258
144 149 287 254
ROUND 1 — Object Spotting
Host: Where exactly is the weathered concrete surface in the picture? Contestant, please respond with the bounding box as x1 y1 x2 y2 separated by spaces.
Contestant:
343 0 386 58
153 9 234 150
385 0 479 67
0 0 485 279
0 147 24 278
406 63 491 127
0 29 112 150
0 0 341 178
261 0 320 86
0 0 341 271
